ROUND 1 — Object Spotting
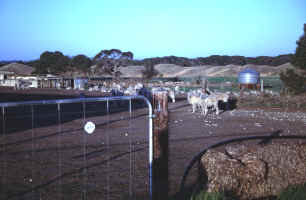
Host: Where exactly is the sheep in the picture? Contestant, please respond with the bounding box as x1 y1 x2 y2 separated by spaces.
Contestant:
167 89 176 103
137 86 153 102
201 92 229 116
187 90 208 113
110 88 124 96
201 95 219 116
214 92 230 103
124 85 138 96
151 87 176 103
189 95 203 113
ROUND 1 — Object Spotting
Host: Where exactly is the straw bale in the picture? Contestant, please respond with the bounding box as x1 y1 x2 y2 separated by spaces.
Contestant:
201 142 306 199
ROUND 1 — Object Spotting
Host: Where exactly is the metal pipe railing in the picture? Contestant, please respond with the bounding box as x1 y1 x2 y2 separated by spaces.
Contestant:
0 95 154 200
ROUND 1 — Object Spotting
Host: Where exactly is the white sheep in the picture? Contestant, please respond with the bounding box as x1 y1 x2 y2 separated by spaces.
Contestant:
201 93 229 116
201 95 219 116
168 90 176 103
189 95 203 113
187 90 208 113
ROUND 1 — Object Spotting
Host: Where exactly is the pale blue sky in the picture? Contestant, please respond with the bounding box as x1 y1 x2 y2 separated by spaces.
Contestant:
0 0 305 61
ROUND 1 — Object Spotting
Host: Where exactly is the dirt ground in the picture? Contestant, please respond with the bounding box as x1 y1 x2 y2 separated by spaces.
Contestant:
1 91 306 199
167 98 306 196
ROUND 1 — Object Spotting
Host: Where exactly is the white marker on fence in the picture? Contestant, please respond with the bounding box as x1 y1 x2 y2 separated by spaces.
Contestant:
84 121 95 134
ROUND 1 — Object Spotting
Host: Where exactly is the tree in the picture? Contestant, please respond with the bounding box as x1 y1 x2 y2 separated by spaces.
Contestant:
71 54 92 73
93 49 133 78
280 69 306 94
141 61 159 80
280 24 306 94
291 24 306 70
35 51 70 74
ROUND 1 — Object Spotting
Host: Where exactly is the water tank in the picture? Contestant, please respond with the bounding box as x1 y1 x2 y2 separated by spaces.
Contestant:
238 69 260 84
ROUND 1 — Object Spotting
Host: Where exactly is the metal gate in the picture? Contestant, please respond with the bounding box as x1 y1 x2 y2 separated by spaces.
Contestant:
0 96 153 200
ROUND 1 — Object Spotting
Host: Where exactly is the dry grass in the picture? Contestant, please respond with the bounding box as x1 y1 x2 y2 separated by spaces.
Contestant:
237 93 306 112
200 142 306 199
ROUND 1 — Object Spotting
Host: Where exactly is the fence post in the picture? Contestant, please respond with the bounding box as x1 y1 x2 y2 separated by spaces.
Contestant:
152 91 169 200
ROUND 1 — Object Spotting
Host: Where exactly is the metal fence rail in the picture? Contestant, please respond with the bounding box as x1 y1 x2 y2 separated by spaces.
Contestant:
0 96 153 200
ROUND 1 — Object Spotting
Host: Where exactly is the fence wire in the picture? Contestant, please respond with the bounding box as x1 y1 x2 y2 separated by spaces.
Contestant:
0 96 153 200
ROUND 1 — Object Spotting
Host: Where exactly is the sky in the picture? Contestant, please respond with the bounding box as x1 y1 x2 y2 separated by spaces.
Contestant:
0 0 305 61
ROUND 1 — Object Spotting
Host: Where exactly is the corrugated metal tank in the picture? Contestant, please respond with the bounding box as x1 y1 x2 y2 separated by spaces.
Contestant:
238 68 260 84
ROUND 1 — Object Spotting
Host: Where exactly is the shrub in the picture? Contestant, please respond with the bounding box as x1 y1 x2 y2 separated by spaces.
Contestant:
277 183 306 200
281 24 306 94
280 69 306 94
190 191 230 200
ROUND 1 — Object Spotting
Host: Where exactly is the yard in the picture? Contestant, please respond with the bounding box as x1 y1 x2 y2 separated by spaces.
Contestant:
1 87 306 199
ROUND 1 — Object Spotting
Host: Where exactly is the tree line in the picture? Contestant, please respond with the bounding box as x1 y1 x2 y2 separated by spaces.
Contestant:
1 51 293 75
1 22 305 95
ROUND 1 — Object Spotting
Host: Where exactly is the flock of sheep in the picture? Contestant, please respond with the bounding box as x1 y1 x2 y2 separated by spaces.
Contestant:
87 80 231 117
187 89 230 116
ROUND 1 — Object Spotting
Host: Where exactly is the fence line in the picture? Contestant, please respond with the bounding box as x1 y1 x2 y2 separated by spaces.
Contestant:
0 95 154 200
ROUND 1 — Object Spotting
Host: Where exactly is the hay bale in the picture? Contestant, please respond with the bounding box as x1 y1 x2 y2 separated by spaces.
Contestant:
201 142 306 199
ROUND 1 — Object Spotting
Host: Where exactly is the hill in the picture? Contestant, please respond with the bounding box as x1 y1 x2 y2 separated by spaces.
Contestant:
0 62 35 75
118 62 294 78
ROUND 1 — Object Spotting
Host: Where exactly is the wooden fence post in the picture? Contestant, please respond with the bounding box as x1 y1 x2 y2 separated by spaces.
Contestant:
152 91 169 200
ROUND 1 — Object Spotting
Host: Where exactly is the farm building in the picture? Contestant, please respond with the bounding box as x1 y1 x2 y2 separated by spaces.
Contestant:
0 71 17 87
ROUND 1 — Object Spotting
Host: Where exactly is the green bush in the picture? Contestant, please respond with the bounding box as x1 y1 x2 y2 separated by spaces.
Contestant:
277 183 306 200
280 69 306 94
190 191 228 200
281 24 306 94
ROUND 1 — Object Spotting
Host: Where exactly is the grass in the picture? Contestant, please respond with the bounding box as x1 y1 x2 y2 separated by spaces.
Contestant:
277 183 306 200
190 191 227 200
187 183 306 200
189 190 239 200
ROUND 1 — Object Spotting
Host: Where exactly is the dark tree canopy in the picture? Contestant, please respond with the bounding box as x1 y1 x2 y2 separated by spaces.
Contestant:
129 54 292 67
291 24 306 70
35 51 70 74
280 69 306 94
93 49 133 61
71 54 92 73
280 24 306 94
93 49 134 77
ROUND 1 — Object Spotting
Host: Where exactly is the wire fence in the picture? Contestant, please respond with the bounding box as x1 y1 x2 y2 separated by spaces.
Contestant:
0 96 153 200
